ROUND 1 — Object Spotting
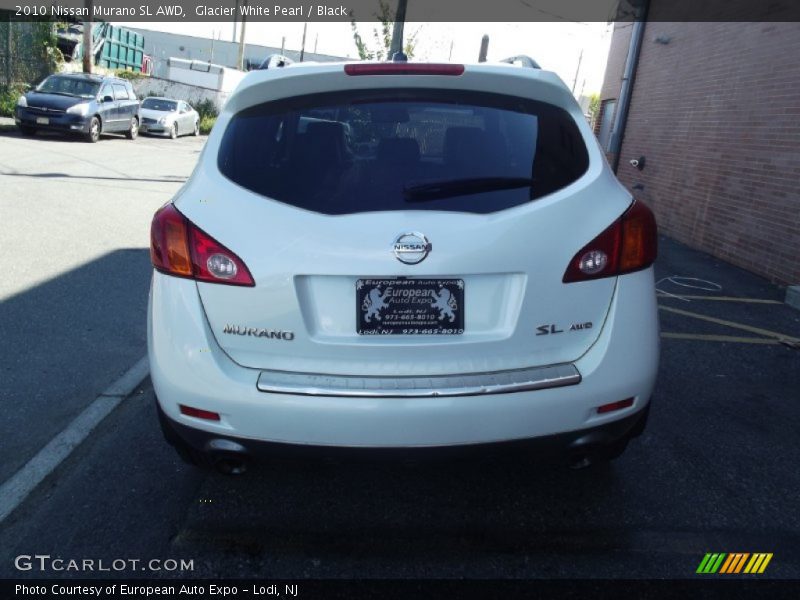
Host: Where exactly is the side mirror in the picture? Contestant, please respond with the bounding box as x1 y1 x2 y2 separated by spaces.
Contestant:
103 95 114 103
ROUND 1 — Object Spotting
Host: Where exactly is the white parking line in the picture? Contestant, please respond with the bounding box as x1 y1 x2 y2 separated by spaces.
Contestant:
0 356 149 524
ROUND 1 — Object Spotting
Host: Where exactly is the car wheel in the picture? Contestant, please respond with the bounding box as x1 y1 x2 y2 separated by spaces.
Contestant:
126 116 139 140
193 120 200 136
85 117 100 143
170 123 178 139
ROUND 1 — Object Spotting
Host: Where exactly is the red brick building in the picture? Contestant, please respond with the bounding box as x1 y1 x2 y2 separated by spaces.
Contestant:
598 20 800 285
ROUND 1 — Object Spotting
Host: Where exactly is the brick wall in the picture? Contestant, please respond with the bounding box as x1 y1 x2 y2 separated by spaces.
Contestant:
600 22 633 102
594 22 633 138
612 21 800 284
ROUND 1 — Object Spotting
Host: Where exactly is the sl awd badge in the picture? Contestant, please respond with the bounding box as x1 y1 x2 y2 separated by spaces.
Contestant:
536 322 593 335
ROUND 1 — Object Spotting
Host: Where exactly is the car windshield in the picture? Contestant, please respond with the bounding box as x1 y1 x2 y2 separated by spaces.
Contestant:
217 89 589 215
142 98 178 112
36 76 100 98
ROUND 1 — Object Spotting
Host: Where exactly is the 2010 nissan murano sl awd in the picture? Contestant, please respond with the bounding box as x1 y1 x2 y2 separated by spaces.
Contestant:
148 60 659 474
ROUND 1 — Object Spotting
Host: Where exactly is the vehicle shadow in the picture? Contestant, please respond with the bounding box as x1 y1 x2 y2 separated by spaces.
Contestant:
0 249 152 483
1 128 136 143
176 449 631 570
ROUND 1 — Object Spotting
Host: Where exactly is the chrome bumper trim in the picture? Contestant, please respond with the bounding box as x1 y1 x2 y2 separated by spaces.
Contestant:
256 363 581 398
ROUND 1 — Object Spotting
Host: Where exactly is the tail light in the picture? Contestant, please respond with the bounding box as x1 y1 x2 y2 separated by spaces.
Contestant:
344 63 465 76
150 204 254 287
563 199 657 283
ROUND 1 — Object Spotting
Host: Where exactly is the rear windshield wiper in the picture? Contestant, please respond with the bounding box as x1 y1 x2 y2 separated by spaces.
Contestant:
403 177 535 202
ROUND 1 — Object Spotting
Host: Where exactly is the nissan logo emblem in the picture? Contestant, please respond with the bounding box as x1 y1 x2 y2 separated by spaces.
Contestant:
392 232 431 264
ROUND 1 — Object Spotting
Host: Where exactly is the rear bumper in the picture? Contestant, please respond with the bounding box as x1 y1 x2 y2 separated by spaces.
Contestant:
157 397 650 461
148 268 660 448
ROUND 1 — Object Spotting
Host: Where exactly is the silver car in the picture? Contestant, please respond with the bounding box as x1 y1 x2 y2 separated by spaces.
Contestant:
140 97 199 139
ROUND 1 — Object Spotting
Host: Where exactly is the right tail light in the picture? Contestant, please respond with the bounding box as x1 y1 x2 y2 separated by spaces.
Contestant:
563 199 657 283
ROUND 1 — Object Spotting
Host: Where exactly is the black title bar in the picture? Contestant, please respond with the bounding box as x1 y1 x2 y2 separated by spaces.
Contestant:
1 0 799 23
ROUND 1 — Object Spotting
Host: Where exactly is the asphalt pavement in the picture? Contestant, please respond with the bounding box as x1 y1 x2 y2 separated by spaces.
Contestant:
1 126 799 580
0 127 203 482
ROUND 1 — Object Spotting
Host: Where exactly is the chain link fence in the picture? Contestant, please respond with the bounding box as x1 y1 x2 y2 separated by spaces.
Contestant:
0 14 59 115
0 18 57 87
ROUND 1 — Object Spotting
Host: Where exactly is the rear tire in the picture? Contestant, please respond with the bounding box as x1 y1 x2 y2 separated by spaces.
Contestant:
19 125 37 136
85 117 100 143
126 116 139 140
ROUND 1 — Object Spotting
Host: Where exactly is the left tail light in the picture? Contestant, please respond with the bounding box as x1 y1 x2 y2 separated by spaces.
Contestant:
150 204 255 287
563 199 657 283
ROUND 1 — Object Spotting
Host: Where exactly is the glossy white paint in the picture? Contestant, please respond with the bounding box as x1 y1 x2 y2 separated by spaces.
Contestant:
148 268 659 446
148 62 660 448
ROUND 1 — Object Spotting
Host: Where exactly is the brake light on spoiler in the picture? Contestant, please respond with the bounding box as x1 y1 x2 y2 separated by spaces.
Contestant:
344 63 465 76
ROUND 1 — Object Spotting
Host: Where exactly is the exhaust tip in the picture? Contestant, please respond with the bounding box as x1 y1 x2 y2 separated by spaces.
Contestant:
205 438 249 476
214 456 248 475
568 454 594 470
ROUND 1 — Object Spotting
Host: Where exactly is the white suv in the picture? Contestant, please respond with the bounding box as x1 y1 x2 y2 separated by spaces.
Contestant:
148 61 659 473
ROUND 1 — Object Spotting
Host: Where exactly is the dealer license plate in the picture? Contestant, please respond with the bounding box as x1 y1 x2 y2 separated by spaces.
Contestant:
356 278 464 335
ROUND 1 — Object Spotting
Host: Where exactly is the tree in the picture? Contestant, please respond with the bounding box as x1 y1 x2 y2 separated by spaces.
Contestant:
588 93 601 126
350 0 417 61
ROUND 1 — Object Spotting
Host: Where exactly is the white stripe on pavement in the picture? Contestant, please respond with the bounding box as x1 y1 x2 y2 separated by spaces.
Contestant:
0 356 149 523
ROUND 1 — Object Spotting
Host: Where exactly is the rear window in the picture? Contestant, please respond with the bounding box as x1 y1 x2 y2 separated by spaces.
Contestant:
143 98 178 111
218 89 589 215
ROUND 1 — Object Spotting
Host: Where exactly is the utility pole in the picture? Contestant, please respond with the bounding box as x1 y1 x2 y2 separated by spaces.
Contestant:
232 0 239 42
280 36 285 55
82 0 93 74
389 0 408 58
299 22 307 62
5 20 11 87
571 48 583 94
237 0 248 70
448 40 453 61
478 34 489 62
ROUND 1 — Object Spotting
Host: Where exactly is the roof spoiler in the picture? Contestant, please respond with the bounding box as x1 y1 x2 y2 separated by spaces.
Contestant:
499 55 541 69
